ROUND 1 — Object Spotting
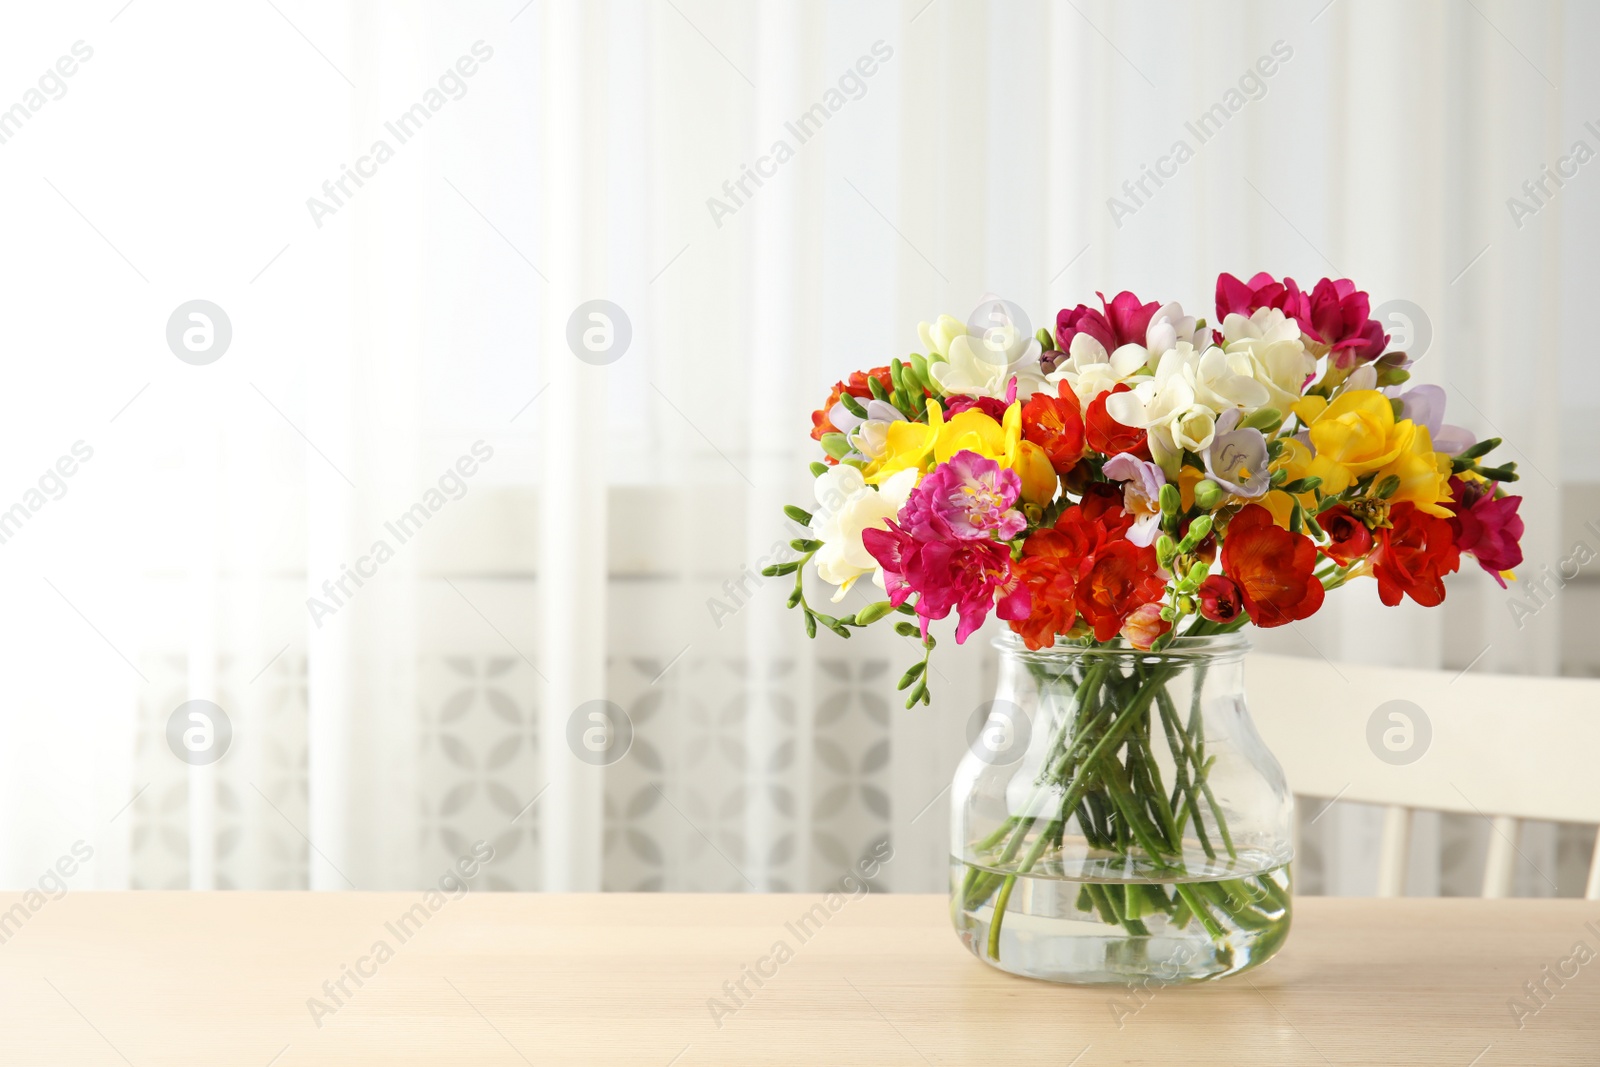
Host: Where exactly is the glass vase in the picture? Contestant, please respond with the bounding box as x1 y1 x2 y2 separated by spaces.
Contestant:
950 632 1293 984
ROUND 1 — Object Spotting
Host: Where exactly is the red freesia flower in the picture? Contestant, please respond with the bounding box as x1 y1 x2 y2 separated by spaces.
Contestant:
1085 383 1150 459
1006 493 1159 649
1446 477 1524 588
1021 381 1086 475
1047 291 1159 372
1078 541 1167 642
809 366 895 443
1371 502 1462 607
1220 504 1325 626
1319 505 1374 566
1197 575 1244 624
863 522 1028 644
1009 548 1082 651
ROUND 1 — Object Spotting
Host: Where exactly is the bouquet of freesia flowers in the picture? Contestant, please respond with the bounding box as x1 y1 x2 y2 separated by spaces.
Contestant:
772 276 1526 972
772 274 1524 699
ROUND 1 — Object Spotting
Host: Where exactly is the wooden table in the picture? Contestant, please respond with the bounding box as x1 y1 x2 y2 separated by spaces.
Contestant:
1 893 1595 1065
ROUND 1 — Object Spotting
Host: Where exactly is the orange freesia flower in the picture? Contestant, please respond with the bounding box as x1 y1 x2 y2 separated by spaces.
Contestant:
1021 381 1086 475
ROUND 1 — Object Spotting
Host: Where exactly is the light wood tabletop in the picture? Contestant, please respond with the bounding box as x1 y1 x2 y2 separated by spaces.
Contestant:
0 892 1595 1065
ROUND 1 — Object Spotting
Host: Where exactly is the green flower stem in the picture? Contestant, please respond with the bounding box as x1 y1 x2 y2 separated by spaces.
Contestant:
985 818 1062 959
1156 689 1214 858
985 671 1170 956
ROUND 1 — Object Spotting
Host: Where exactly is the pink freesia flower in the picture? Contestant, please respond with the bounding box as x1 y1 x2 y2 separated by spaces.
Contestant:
900 450 1026 541
1215 271 1307 323
1301 277 1388 367
1048 291 1161 372
1446 476 1524 588
1101 451 1166 547
1215 272 1388 366
942 394 1009 420
862 523 1029 642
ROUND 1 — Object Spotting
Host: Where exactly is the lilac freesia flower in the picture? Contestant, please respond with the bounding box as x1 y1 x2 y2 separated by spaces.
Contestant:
1394 384 1475 455
1102 451 1166 547
899 449 1025 541
1203 409 1271 499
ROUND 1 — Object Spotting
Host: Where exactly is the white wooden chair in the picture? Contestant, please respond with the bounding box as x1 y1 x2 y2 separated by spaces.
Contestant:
1246 653 1600 899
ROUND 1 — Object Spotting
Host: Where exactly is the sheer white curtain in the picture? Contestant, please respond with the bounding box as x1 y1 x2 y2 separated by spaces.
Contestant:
0 0 1588 896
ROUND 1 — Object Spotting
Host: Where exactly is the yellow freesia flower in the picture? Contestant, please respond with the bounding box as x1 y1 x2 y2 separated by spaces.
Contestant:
1292 390 1409 495
1262 436 1316 529
1014 439 1058 506
864 399 944 485
1375 422 1455 517
934 402 1022 467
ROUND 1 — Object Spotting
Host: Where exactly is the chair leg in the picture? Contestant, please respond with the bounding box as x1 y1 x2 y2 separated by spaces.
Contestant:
1481 815 1519 898
1586 826 1600 902
1376 806 1410 897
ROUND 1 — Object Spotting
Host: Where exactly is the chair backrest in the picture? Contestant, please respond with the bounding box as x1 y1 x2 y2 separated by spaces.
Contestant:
1245 652 1600 899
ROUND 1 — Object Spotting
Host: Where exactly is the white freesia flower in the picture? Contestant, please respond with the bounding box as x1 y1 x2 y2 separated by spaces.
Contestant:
1103 346 1232 472
928 332 1045 399
1046 333 1150 404
1343 364 1378 392
1222 308 1317 414
1191 346 1271 414
918 314 966 360
849 400 908 462
809 465 918 601
1146 301 1212 356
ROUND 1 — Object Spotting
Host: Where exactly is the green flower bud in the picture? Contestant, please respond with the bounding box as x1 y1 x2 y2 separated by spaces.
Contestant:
1193 479 1225 510
1177 514 1212 552
1240 407 1282 432
855 601 894 625
1159 483 1180 518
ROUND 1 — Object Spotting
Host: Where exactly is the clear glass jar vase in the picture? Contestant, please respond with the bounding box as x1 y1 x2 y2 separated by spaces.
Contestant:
951 633 1293 984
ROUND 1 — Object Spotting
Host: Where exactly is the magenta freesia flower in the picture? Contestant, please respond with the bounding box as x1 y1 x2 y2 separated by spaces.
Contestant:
862 524 1029 642
1446 476 1524 587
942 394 1009 419
1215 271 1306 322
1215 272 1389 367
1048 291 1161 372
1301 277 1388 367
900 450 1025 541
